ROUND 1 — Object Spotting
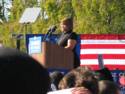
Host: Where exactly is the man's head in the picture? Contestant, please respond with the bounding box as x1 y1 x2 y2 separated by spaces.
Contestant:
95 67 114 81
59 66 99 94
99 80 120 94
50 71 64 90
0 47 50 94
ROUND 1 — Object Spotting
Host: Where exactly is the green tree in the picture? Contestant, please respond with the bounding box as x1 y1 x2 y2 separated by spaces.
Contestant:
72 0 125 34
0 0 6 22
1 0 125 51
43 0 74 33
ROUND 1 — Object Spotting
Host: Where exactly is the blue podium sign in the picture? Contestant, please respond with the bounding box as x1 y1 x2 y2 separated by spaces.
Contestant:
28 36 42 54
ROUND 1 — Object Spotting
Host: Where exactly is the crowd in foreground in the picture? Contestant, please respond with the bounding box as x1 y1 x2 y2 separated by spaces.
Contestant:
49 66 120 94
0 47 121 94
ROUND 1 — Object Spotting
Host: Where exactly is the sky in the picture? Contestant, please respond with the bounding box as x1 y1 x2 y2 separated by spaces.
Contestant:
0 0 12 21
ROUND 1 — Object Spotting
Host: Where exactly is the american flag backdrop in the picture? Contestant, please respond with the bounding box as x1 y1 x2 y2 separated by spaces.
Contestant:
80 34 125 70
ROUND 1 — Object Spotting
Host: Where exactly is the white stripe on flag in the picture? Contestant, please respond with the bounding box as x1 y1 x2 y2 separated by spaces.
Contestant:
80 49 125 54
81 40 125 44
80 59 125 65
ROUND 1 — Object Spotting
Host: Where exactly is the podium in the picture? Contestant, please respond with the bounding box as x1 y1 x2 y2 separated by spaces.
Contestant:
31 42 74 70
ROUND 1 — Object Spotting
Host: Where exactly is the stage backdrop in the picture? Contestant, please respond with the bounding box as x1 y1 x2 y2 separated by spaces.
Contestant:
26 34 125 94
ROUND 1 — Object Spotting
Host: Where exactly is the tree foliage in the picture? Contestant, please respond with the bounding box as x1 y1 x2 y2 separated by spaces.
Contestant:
1 0 125 50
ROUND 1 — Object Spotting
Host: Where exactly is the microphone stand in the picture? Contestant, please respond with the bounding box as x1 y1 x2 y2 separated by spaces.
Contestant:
45 30 54 41
42 30 51 41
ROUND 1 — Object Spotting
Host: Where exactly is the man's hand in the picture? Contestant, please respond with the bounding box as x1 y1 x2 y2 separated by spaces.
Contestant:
71 87 92 94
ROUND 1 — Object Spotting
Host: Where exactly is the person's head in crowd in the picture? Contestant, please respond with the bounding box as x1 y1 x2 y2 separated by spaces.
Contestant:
50 71 64 90
98 80 120 94
58 69 77 89
119 75 125 86
58 66 99 94
75 67 99 94
60 17 73 32
95 67 114 81
0 47 50 94
75 66 92 73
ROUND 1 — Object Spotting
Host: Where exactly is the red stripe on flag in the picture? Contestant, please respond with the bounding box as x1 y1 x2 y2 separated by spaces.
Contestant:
80 34 125 40
80 44 125 49
80 65 125 70
80 54 125 59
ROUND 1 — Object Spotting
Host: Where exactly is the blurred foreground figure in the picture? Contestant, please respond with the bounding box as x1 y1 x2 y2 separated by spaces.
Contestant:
50 71 64 91
0 47 50 94
98 80 120 94
95 67 114 81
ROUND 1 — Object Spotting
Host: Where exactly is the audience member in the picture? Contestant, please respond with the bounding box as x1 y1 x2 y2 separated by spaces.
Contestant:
49 71 64 91
98 80 120 94
58 66 99 94
95 67 114 81
0 47 50 94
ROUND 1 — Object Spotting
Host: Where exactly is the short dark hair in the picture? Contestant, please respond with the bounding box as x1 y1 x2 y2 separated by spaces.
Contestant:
50 71 64 89
99 80 120 94
61 17 73 30
95 67 114 81
0 47 50 94
58 66 99 94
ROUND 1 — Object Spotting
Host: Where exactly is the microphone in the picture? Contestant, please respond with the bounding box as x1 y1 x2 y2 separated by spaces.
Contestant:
42 25 57 41
47 25 57 40
48 25 57 33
